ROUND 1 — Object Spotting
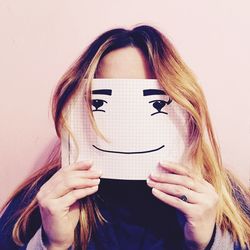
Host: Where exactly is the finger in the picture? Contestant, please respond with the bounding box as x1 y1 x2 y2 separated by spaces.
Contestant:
38 168 102 199
152 188 191 213
56 185 99 207
69 161 93 171
50 161 93 180
149 172 201 192
38 162 94 194
69 170 103 179
50 169 102 192
147 179 201 204
46 177 100 199
159 162 193 177
158 163 213 194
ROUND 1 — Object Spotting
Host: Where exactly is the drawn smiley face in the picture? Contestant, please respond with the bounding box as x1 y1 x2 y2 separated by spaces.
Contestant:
91 85 174 155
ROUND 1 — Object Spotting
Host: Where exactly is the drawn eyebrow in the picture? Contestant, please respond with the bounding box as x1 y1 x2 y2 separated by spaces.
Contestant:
143 89 166 96
92 89 112 95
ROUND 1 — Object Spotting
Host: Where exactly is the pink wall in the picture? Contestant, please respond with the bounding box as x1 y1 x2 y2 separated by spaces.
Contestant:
0 1 249 206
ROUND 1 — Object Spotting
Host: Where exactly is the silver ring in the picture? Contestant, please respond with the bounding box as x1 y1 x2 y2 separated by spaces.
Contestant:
179 195 188 202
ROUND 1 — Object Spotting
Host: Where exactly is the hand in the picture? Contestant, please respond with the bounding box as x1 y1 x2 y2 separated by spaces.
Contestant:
146 162 219 250
36 161 102 249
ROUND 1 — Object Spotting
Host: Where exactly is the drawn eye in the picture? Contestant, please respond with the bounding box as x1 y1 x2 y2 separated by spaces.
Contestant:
149 99 172 116
92 99 107 112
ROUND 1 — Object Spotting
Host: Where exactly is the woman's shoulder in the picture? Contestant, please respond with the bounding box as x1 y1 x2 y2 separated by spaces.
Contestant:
0 167 58 249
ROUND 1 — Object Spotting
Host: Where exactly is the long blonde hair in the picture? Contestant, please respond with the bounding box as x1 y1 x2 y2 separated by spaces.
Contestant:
1 24 249 249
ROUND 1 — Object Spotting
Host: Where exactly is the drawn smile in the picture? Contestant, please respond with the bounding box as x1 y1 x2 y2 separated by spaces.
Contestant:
92 145 165 155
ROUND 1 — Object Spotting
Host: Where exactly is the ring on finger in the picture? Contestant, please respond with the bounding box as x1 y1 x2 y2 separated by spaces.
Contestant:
179 194 188 202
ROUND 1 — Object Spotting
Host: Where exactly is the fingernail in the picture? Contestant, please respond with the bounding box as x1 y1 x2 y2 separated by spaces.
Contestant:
151 172 160 178
152 188 160 195
91 185 98 190
95 179 100 184
146 178 153 186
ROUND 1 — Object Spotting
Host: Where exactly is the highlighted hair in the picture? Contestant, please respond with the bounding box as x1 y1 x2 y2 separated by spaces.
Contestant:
1 25 249 249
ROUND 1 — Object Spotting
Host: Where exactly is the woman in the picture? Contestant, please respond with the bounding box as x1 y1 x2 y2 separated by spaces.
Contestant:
0 25 249 250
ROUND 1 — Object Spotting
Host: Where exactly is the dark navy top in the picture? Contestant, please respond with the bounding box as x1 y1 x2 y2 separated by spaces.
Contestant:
87 179 185 250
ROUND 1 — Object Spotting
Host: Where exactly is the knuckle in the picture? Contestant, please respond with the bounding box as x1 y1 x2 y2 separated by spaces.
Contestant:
46 204 58 215
173 186 183 196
